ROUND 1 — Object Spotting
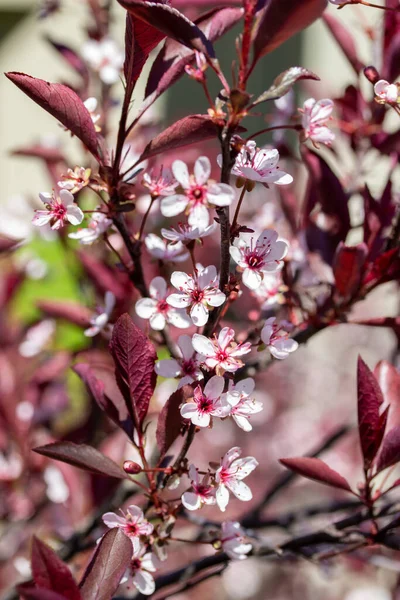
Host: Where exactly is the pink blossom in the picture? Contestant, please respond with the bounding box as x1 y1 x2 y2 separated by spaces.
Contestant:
121 546 159 596
261 317 298 360
226 141 293 185
167 265 226 327
83 97 101 130
181 464 216 510
145 233 189 262
161 222 217 245
84 291 115 337
68 211 112 245
215 447 258 512
180 375 230 427
300 98 335 146
102 504 153 551
192 328 251 373
58 166 91 194
374 80 399 104
155 334 203 388
135 276 191 331
221 521 252 560
224 378 263 432
81 38 124 85
33 190 84 230
252 271 287 309
230 230 288 290
161 156 235 229
142 169 178 197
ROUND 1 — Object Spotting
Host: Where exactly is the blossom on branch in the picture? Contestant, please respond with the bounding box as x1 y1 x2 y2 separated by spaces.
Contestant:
33 190 84 230
84 291 115 338
145 234 189 262
215 447 258 512
155 334 203 388
226 141 293 185
374 79 399 104
181 464 216 510
221 521 252 560
68 211 112 245
223 378 263 432
135 276 191 331
180 375 230 427
58 167 91 194
102 504 153 551
192 327 251 373
261 317 298 360
142 170 178 197
121 546 159 596
300 98 335 146
167 265 226 327
161 222 217 245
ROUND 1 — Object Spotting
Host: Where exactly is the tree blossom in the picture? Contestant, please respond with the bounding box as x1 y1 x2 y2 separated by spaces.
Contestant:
215 447 258 512
226 141 293 185
155 334 203 388
81 38 124 85
68 211 112 245
135 276 191 331
261 317 299 360
161 156 235 229
84 97 101 131
192 328 251 373
33 190 84 230
102 505 153 551
221 521 252 560
374 80 399 104
167 265 226 327
145 234 189 262
121 546 159 596
58 166 91 194
181 464 216 510
230 230 289 290
161 222 217 245
252 271 287 309
300 98 335 146
224 378 263 432
84 291 115 337
142 169 178 197
180 375 230 427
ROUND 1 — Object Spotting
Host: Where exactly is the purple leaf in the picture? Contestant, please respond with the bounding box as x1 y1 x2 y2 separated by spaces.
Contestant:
73 362 134 440
358 356 387 468
251 67 320 106
333 242 367 302
124 14 165 88
376 426 400 473
31 537 81 600
33 442 129 480
251 0 327 68
37 300 91 327
18 588 69 600
109 314 157 428
117 0 215 58
156 385 193 457
5 72 100 160
79 529 133 600
375 360 400 432
279 457 353 492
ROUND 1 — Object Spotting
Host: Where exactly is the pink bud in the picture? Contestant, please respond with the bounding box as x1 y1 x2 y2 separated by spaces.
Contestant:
123 461 142 475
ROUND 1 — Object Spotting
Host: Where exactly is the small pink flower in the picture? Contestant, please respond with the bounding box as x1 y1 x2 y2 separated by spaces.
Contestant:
161 222 217 245
82 38 124 85
230 230 288 290
221 521 252 560
33 190 84 230
215 447 258 512
68 211 112 245
252 272 287 309
58 166 91 194
145 234 189 262
260 317 298 360
155 334 203 388
121 546 159 596
374 79 399 104
135 276 191 331
180 375 230 427
224 378 263 432
225 141 293 185
84 97 101 131
102 505 153 551
192 328 251 373
142 169 178 197
167 265 226 327
300 98 335 146
181 464 216 510
84 291 115 338
161 156 235 229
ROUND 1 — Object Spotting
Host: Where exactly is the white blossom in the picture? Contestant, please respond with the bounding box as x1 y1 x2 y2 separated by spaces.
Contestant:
215 447 258 512
135 276 191 331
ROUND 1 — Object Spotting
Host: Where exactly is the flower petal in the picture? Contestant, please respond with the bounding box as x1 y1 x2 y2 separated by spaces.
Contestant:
194 156 211 186
135 298 157 319
204 375 225 400
192 333 215 357
172 160 190 188
190 302 209 326
161 194 188 217
149 276 167 300
149 311 166 331
227 479 253 501
181 491 201 511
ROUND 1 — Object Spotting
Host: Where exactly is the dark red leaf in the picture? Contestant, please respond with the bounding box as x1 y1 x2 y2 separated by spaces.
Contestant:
5 72 100 160
156 385 193 457
251 0 327 68
376 426 400 473
333 242 367 301
18 587 69 600
117 0 215 58
124 14 165 89
12 143 66 163
37 300 91 327
31 537 81 600
375 360 400 431
251 67 320 106
358 356 386 467
322 13 364 75
134 114 224 166
145 7 243 100
73 362 134 439
279 457 353 492
79 528 132 600
33 442 129 480
109 314 157 427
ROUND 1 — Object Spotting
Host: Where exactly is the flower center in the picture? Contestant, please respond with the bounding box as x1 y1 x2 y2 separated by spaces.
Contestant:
188 185 206 204
130 558 142 573
197 394 213 413
191 289 204 303
124 522 139 536
182 359 196 377
157 300 169 314
247 254 263 269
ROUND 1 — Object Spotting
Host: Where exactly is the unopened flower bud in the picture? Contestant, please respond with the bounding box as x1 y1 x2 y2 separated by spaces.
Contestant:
364 65 380 85
123 460 142 474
